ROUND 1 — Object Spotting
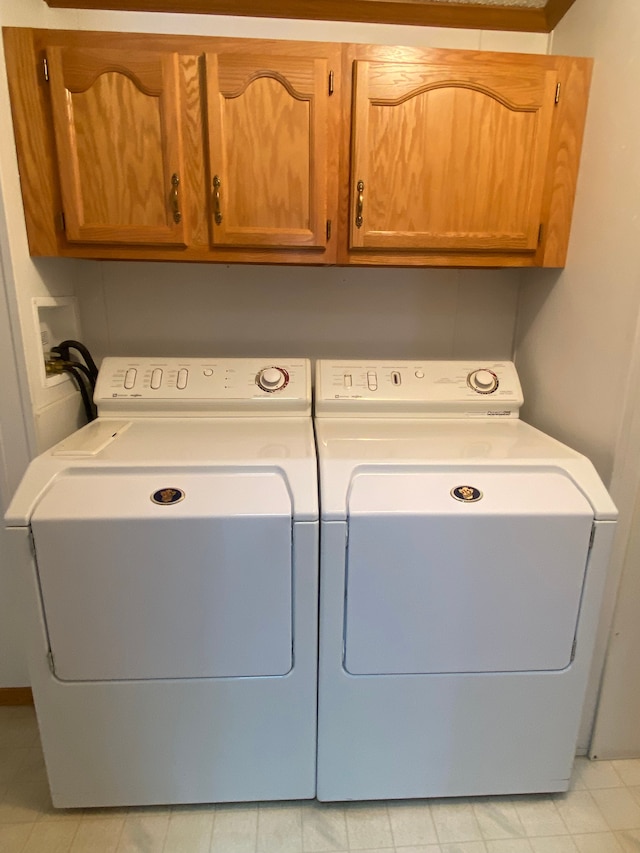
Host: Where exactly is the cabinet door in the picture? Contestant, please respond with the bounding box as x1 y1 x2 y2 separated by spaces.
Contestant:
350 60 557 253
47 47 187 246
206 53 328 249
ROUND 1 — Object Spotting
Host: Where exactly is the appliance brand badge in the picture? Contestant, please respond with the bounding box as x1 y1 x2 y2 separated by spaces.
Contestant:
151 488 185 505
451 485 483 503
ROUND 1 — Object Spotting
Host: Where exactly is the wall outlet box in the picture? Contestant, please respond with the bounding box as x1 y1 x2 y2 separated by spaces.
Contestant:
32 296 80 389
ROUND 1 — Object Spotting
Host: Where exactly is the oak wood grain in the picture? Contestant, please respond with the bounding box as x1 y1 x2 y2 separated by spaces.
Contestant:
350 58 556 252
47 45 188 245
40 0 578 34
206 52 329 248
336 42 591 268
3 29 589 268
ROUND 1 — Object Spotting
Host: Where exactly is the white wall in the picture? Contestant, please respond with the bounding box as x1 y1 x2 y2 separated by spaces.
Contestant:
514 0 640 755
0 3 546 685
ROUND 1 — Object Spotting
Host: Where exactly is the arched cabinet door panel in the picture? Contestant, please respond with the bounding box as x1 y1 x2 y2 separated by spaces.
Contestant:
350 59 557 254
205 52 329 250
47 46 188 246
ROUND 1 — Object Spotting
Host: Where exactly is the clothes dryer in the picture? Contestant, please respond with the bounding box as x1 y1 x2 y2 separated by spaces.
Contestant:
314 360 617 801
6 357 318 807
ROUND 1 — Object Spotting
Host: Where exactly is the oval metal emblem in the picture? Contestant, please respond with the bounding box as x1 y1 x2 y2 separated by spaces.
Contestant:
151 488 185 505
451 485 483 503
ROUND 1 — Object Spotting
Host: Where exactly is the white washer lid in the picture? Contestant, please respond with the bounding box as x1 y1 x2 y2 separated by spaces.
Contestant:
6 416 318 525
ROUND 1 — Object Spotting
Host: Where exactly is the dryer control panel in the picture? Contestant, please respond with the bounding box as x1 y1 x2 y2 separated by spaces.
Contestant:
95 357 311 417
315 360 523 418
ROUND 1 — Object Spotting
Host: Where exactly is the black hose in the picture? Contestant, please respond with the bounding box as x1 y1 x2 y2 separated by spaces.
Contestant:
63 364 96 422
52 340 99 383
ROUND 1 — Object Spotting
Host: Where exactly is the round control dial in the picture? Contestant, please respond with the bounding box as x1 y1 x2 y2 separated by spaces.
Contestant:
467 368 499 394
256 366 289 392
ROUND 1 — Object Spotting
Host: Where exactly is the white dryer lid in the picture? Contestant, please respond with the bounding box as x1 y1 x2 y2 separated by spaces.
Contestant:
315 418 617 521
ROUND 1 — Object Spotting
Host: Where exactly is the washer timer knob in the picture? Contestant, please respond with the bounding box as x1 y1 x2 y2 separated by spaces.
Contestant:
257 366 289 392
467 368 499 394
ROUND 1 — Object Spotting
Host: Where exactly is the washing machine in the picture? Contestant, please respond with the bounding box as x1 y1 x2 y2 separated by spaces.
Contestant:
314 360 617 801
5 357 318 808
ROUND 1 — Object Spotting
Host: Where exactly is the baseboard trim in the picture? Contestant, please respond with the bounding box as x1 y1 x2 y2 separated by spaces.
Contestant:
0 687 34 706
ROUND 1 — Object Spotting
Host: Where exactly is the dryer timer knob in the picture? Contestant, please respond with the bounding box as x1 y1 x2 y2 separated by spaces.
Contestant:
468 369 498 394
257 366 288 392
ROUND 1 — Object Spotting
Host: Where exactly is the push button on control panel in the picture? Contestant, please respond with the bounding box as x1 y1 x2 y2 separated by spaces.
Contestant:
150 368 163 390
124 368 137 389
367 372 378 391
176 369 189 390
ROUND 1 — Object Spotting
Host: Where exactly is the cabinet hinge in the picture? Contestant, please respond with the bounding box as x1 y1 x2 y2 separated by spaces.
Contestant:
42 57 49 82
538 223 543 245
47 650 55 674
570 636 577 663
56 211 66 232
555 82 561 105
328 70 334 96
326 219 332 241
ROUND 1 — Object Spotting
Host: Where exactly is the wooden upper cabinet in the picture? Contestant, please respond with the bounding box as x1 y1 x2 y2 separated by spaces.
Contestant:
205 53 329 249
3 30 590 267
349 58 558 254
47 46 187 246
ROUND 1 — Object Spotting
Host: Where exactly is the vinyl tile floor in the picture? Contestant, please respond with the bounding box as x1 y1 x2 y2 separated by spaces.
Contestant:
2 706 640 853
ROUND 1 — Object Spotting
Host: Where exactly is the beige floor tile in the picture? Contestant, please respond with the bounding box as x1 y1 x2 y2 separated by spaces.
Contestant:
577 761 625 790
614 762 640 788
0 822 33 853
344 803 393 849
387 799 438 846
430 801 483 844
387 845 442 853
473 799 525 840
440 842 488 853
301 802 347 852
257 803 303 853
573 831 625 852
513 797 568 837
554 790 609 834
616 828 640 852
81 807 130 821
485 840 533 852
162 811 213 853
210 803 258 853
116 813 170 852
0 709 39 750
22 820 81 853
569 760 587 792
0 779 54 823
591 788 640 831
12 749 47 786
0 749 31 787
529 838 578 853
69 817 126 853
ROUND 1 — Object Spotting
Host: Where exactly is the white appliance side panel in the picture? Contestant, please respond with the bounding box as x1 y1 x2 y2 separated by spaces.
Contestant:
31 471 293 681
345 471 593 674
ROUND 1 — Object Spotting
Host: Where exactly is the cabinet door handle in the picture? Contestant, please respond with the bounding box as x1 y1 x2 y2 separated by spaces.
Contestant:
213 175 222 225
170 173 182 224
355 180 364 228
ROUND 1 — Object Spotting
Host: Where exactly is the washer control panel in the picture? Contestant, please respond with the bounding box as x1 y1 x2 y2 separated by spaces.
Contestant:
95 357 310 417
315 360 523 418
